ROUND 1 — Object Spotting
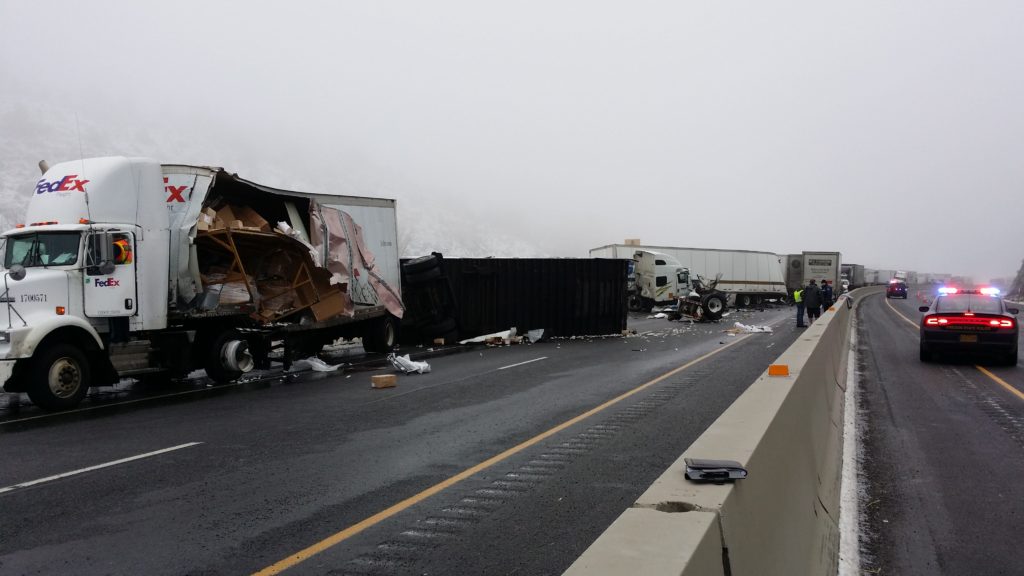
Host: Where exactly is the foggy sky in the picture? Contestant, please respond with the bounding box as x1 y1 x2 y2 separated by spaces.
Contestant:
2 1 1023 281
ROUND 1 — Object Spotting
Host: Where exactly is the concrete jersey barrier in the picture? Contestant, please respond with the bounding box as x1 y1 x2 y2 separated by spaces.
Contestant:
565 287 880 576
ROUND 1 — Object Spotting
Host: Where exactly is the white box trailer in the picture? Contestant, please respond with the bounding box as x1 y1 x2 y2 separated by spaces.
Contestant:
0 157 404 410
590 243 787 307
786 251 842 294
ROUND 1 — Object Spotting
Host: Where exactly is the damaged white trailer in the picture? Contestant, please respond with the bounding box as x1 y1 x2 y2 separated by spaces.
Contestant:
0 156 403 410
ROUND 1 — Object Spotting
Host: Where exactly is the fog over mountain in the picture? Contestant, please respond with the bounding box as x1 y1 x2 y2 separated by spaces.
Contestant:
0 97 542 259
2 1 1023 281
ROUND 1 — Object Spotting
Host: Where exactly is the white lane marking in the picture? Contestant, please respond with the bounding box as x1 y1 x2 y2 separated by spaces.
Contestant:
498 357 548 371
0 442 202 495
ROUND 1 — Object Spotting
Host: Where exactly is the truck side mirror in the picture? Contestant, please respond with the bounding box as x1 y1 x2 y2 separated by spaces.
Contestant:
87 233 116 276
8 264 26 281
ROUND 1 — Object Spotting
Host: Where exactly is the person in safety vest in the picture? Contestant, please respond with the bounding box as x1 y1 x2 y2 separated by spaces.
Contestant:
113 237 132 265
793 286 806 328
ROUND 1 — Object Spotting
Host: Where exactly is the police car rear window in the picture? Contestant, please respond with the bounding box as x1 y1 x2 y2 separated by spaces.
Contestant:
935 295 1003 314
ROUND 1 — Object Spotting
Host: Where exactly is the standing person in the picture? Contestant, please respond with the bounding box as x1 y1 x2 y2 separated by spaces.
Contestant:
793 286 806 327
804 279 822 324
821 279 834 310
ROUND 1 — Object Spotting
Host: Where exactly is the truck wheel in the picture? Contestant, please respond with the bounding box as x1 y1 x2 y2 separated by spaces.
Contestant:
28 343 91 410
205 329 253 384
627 294 643 312
404 254 439 274
701 294 726 321
738 294 752 308
363 315 399 353
420 316 457 337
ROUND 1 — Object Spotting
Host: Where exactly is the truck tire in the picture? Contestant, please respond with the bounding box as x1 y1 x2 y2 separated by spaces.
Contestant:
27 343 91 410
363 314 399 353
404 254 439 275
738 294 752 308
627 294 643 312
205 329 253 384
419 316 457 338
700 294 726 321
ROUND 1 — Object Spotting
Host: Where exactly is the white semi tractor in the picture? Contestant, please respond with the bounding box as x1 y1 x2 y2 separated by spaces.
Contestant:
590 243 788 307
0 157 404 410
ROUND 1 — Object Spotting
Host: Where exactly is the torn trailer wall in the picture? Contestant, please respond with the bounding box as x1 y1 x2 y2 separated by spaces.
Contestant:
401 257 628 342
162 165 403 324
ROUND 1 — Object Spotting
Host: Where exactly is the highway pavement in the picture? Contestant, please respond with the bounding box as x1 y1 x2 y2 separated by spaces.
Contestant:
857 289 1024 575
0 305 797 575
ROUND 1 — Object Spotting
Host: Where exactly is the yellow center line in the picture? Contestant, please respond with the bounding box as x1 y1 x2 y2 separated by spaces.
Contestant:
884 295 1024 402
254 333 755 575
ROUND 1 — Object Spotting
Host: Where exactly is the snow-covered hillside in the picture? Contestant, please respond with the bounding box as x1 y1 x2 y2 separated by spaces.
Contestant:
0 101 547 259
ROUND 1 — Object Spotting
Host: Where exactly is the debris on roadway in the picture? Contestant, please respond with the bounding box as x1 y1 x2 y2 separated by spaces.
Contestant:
388 353 431 374
725 322 774 334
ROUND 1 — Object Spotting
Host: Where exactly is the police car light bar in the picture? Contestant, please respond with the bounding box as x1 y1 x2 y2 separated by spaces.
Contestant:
980 287 1000 296
938 287 958 294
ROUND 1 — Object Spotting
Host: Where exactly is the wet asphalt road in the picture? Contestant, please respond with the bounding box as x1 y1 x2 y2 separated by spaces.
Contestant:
0 306 796 575
858 289 1024 576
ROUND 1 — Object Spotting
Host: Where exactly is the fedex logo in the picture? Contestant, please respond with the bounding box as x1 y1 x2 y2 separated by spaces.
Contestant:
95 278 121 288
36 175 90 194
164 177 189 203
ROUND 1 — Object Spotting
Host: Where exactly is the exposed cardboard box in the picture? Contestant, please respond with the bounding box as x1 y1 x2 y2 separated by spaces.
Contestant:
311 290 347 321
228 220 244 229
203 206 217 219
216 205 237 226
371 374 396 389
234 205 272 232
625 238 641 246
197 220 210 231
433 338 446 345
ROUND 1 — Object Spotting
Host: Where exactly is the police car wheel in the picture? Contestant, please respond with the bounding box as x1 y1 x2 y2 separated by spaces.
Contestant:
28 343 91 410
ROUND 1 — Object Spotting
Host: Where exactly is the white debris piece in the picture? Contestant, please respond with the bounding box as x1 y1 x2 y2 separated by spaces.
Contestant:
388 353 431 374
526 329 545 343
729 322 773 333
287 357 343 372
459 328 516 345
648 312 668 319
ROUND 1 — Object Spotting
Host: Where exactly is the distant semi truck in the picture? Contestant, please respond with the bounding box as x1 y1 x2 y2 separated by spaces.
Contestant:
785 251 842 295
590 243 787 307
841 263 866 290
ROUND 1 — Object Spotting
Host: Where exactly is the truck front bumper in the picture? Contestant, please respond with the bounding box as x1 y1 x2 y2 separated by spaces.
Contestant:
0 359 16 392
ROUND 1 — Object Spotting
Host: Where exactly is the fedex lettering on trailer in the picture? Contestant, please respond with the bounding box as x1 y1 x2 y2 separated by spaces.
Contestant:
35 175 90 194
95 278 121 288
164 177 189 203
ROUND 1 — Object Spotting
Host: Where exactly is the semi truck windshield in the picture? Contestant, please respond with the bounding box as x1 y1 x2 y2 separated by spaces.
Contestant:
4 232 81 268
